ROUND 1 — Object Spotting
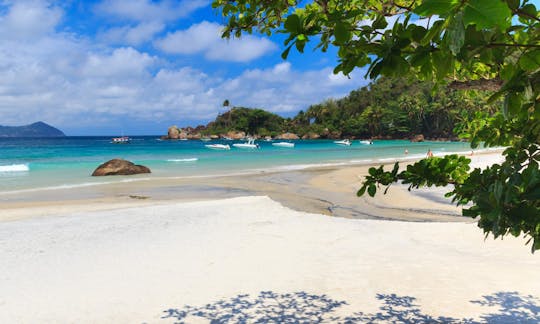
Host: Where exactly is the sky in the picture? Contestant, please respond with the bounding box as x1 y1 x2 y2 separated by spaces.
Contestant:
0 0 370 135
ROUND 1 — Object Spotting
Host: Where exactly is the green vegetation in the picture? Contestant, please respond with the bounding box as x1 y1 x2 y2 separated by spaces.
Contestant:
292 77 497 139
204 77 497 139
206 107 286 137
212 0 540 251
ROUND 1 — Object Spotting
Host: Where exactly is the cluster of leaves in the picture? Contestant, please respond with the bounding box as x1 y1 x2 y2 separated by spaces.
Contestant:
213 0 540 251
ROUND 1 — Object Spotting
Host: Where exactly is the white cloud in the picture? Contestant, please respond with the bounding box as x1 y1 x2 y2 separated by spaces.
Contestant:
81 47 156 78
0 0 62 39
94 0 208 22
155 21 277 62
0 1 368 134
99 22 165 45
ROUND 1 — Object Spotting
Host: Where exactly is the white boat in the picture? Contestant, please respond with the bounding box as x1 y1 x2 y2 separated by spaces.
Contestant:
272 142 295 148
233 139 259 149
111 136 130 144
200 137 211 142
205 144 230 150
359 140 373 145
222 136 233 141
334 139 352 146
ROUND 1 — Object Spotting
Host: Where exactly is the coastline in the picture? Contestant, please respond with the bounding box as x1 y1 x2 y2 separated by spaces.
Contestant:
0 148 504 222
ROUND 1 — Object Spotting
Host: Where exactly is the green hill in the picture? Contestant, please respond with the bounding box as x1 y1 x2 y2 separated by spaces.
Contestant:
0 121 65 137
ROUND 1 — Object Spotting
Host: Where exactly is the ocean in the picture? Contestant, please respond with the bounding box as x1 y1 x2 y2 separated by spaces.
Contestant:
0 136 480 194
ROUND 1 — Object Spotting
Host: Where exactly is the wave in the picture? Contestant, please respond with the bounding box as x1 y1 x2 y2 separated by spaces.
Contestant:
167 158 198 162
0 164 29 172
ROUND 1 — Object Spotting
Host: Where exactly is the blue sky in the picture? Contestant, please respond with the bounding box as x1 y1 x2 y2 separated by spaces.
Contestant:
0 0 368 135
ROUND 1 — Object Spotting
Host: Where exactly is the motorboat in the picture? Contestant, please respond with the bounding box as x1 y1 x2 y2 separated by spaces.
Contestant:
222 136 233 140
205 144 230 150
233 138 259 149
359 140 373 145
111 136 130 144
272 142 295 148
200 137 211 142
334 139 352 146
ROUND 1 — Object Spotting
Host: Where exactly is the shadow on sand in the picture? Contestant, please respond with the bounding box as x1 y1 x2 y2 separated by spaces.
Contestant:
162 291 540 323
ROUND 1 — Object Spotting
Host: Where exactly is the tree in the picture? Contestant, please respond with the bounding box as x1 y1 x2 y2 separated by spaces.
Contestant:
212 0 540 251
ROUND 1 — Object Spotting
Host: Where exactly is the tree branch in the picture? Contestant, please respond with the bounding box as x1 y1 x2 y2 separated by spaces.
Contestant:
448 78 503 91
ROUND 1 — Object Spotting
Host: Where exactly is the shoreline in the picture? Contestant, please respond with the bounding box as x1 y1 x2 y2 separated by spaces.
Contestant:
0 148 504 223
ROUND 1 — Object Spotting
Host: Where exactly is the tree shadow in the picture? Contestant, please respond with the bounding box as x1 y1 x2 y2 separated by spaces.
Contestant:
162 291 540 323
162 291 346 323
470 291 540 323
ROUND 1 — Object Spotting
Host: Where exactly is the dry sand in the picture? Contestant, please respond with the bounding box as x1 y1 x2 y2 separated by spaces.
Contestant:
1 151 539 323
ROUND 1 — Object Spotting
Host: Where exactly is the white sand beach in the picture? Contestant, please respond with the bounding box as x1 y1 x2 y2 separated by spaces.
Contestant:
1 151 539 323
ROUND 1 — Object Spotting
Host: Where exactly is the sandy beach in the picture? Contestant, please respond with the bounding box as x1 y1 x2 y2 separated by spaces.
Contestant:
1 151 539 323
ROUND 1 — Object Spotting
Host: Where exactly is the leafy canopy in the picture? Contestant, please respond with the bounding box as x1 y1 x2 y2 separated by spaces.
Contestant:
212 0 540 251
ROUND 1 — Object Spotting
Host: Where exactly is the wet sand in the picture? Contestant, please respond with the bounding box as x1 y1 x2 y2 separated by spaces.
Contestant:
1 151 501 223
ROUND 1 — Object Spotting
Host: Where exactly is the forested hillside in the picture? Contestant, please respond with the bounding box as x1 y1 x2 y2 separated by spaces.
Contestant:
203 77 498 139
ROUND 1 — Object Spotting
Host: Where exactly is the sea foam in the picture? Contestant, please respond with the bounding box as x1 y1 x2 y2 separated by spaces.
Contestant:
0 164 29 172
167 158 198 162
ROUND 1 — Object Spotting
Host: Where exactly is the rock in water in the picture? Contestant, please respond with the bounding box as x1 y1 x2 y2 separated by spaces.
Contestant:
167 126 180 139
92 159 151 176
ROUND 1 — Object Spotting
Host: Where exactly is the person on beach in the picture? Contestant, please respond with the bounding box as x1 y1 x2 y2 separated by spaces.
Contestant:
427 149 433 158
405 149 408 155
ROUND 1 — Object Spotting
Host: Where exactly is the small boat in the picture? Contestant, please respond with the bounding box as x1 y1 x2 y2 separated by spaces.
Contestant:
233 138 259 149
111 136 130 144
222 136 233 141
359 140 373 145
334 139 352 146
272 142 295 148
205 144 230 150
200 137 211 142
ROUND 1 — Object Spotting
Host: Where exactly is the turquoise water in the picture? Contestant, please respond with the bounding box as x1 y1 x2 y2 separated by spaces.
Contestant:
0 136 476 193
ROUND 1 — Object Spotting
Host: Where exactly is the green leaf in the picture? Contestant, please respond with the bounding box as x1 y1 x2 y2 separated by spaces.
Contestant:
367 184 376 197
503 92 521 117
432 51 453 80
357 185 367 197
373 15 388 29
281 44 293 60
447 12 465 55
506 0 520 10
463 0 512 30
334 22 351 43
414 0 459 16
518 50 540 72
284 14 301 33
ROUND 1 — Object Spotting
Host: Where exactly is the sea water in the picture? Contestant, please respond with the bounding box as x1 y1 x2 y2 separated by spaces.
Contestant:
0 136 480 194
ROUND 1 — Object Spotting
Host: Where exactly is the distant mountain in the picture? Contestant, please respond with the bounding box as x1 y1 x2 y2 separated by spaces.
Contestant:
0 121 65 137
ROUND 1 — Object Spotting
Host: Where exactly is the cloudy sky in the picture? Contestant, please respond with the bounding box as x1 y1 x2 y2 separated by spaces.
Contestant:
0 0 371 135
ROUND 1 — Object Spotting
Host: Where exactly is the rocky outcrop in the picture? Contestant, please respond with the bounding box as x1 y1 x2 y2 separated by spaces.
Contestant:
277 132 300 140
167 126 180 139
224 131 246 140
411 134 425 142
302 132 320 140
91 159 151 176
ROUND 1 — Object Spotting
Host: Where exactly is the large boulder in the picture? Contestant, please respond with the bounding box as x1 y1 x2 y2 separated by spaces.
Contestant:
301 132 320 140
224 131 246 140
277 132 300 140
92 159 151 176
411 134 425 142
167 126 180 139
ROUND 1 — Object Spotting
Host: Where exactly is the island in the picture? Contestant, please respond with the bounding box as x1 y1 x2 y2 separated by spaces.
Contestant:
0 121 65 137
